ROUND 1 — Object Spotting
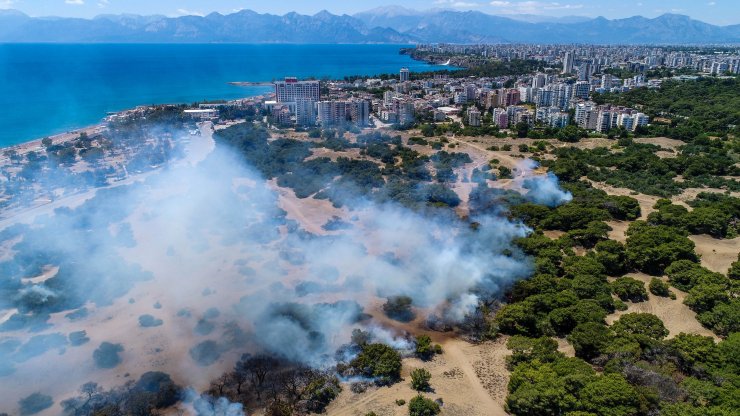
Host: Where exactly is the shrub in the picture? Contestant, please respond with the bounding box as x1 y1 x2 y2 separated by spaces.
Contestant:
93 342 124 369
138 314 163 328
383 296 415 322
415 335 434 360
18 393 53 415
649 278 671 297
189 340 222 366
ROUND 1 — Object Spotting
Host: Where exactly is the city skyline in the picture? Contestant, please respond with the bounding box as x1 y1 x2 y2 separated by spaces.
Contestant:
1 0 739 26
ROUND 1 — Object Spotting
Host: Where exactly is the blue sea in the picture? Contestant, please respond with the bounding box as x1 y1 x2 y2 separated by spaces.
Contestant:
0 44 449 147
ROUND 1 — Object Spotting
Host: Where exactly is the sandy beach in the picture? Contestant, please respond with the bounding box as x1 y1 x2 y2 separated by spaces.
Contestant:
0 124 106 158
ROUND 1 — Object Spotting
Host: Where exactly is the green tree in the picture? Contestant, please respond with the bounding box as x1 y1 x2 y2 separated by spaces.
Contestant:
410 368 432 392
612 313 669 340
668 333 720 373
350 343 402 384
593 240 629 276
495 302 540 336
548 301 607 336
383 296 415 322
408 395 440 416
568 322 611 360
603 195 641 221
684 207 731 238
415 335 434 360
567 221 611 248
611 277 648 302
625 223 698 275
685 284 730 313
506 336 562 367
665 260 726 292
696 299 740 336
578 374 640 416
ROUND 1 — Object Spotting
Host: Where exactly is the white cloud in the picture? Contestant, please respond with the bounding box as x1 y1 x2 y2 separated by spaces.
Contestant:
489 0 584 14
434 0 482 8
177 8 204 17
0 0 15 9
708 1 716 5
65 0 85 5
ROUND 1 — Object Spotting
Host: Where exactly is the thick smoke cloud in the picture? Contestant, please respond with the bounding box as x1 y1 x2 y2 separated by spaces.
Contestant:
0 125 569 412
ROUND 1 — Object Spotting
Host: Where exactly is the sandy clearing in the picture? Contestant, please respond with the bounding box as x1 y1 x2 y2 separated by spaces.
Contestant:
543 230 566 240
268 180 345 236
327 338 509 416
606 273 718 340
605 220 630 243
448 136 520 169
634 137 685 150
556 338 575 357
690 234 740 274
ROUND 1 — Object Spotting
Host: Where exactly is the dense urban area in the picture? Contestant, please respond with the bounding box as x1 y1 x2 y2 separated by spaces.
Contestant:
0 43 738 416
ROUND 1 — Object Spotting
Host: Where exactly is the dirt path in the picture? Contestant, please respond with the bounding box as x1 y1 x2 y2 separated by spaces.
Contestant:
444 339 508 415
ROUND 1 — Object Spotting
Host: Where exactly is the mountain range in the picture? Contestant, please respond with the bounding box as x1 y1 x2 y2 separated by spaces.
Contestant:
0 7 738 44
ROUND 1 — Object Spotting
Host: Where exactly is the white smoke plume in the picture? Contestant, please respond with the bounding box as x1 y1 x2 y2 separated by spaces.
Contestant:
0 125 570 411
514 159 573 207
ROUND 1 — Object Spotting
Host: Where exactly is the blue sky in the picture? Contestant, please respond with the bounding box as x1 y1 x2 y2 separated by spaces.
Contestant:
1 0 738 25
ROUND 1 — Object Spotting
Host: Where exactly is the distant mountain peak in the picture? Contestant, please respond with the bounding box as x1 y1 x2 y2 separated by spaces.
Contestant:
0 8 736 44
0 9 28 18
356 6 421 17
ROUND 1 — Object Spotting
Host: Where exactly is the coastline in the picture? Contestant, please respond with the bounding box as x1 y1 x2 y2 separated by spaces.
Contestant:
0 123 106 156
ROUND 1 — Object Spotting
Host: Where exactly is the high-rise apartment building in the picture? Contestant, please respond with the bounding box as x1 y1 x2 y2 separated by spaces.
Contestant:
468 108 481 127
317 101 347 127
349 100 370 127
573 81 591 100
274 77 320 103
400 67 410 82
295 98 316 126
562 51 575 74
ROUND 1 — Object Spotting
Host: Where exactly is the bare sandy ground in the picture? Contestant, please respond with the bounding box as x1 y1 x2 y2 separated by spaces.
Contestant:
556 338 576 357
605 220 630 243
270 180 345 235
690 234 740 274
327 337 509 416
633 137 685 150
606 273 718 340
